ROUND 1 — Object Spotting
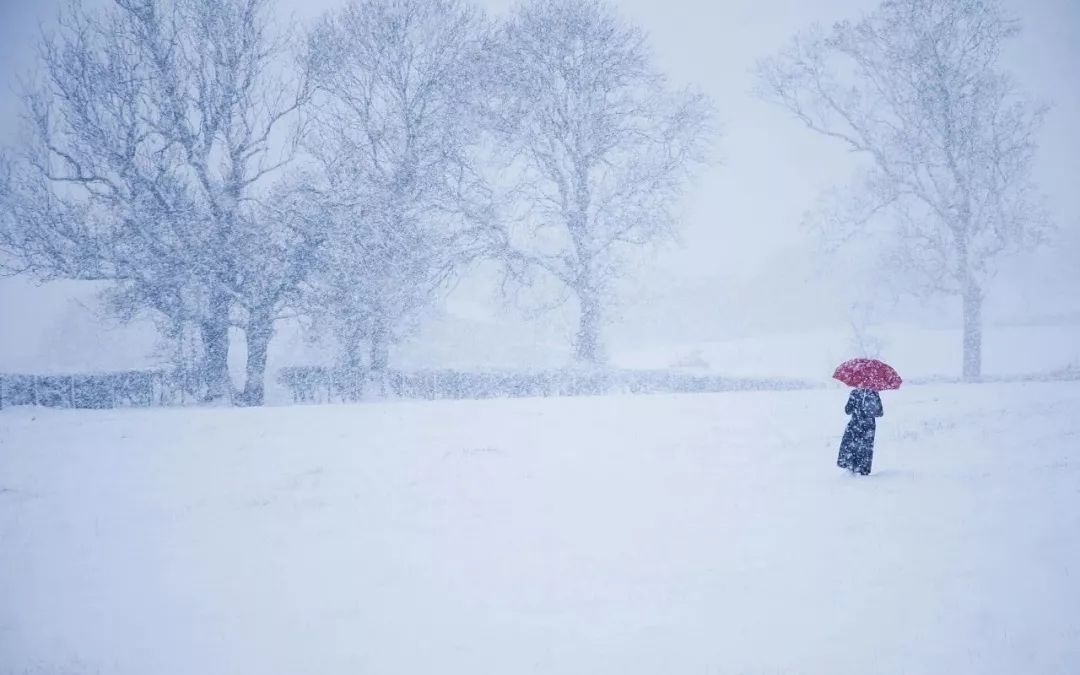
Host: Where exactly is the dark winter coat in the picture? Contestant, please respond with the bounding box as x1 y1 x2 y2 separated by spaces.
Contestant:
837 388 883 475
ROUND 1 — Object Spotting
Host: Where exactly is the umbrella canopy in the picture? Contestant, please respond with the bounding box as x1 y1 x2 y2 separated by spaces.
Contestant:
833 358 902 391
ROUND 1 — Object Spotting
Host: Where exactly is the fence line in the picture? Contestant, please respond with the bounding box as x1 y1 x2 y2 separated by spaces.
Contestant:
4 365 1076 411
0 370 185 410
0 367 820 410
275 366 819 404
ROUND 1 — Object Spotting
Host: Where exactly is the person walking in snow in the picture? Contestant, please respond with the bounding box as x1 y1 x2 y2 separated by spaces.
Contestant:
832 358 900 476
837 388 883 475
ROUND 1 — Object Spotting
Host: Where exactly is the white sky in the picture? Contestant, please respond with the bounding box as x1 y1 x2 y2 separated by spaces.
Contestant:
1 0 1077 369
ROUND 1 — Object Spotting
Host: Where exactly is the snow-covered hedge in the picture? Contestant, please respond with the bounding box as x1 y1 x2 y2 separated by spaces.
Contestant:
0 370 209 409
275 367 821 403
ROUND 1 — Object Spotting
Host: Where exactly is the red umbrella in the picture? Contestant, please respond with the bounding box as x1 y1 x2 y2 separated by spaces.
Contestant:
833 358 902 391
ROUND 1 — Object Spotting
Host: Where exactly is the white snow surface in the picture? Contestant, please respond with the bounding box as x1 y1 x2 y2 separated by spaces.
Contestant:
2 383 1079 674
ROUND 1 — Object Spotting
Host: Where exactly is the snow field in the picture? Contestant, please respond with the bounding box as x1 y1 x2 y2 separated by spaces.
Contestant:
1 382 1078 674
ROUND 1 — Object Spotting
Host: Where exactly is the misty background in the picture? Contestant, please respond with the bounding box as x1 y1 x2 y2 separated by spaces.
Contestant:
1 0 1077 379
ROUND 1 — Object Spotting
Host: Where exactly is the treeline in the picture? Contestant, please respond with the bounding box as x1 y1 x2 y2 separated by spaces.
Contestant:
0 0 1052 402
0 0 712 405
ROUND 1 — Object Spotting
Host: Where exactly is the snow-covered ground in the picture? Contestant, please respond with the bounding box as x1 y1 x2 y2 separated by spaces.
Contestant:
2 382 1078 674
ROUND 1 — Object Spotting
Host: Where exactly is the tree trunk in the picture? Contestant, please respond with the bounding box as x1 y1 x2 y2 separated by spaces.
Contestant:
239 311 274 406
370 316 390 397
962 283 983 381
200 294 232 402
340 334 365 402
574 289 604 365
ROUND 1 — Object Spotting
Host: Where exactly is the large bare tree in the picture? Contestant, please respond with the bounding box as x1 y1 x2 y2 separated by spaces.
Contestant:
483 0 713 365
0 0 310 403
756 0 1048 380
302 0 489 389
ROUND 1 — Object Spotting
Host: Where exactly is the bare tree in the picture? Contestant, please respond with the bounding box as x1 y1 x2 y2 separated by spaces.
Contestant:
0 0 310 402
482 0 712 365
757 0 1048 380
302 0 489 390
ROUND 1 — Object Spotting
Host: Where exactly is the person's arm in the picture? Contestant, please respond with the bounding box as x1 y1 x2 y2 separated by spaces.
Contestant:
873 392 884 417
845 392 856 415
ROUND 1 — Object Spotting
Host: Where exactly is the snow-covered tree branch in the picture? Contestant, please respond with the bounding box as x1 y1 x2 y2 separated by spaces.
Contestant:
482 0 714 364
300 0 490 391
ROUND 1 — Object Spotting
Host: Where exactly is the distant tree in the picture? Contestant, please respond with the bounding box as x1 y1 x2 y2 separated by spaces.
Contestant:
302 0 490 389
482 0 713 365
0 0 310 403
756 0 1048 380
